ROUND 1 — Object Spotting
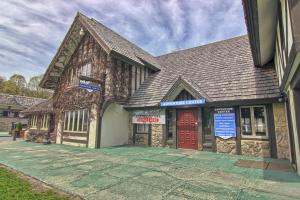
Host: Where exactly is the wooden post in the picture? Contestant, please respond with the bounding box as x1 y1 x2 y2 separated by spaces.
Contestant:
235 106 242 155
198 107 203 150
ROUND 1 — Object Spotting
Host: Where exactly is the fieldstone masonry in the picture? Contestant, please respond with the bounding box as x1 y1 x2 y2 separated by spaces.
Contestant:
0 118 27 132
216 137 237 154
151 124 164 147
241 140 270 157
273 103 290 159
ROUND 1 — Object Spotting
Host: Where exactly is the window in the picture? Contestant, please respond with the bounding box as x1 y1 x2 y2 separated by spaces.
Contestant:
64 110 88 132
137 124 149 133
2 111 9 117
41 114 49 130
166 110 173 140
131 65 136 95
31 115 37 129
14 112 19 118
81 63 91 77
240 106 268 138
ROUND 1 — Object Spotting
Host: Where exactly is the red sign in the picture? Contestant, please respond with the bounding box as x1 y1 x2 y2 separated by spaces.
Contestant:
132 109 165 124
137 117 160 123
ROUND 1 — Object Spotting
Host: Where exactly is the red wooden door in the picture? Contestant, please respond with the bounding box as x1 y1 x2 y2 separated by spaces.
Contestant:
177 109 198 150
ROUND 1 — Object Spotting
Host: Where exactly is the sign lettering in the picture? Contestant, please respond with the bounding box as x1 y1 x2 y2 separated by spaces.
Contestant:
132 109 165 124
160 99 206 107
214 107 236 139
79 80 101 92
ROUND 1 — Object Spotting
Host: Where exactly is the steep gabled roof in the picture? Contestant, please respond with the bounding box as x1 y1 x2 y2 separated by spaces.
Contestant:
79 14 161 70
161 76 212 102
0 94 45 109
40 12 160 89
126 36 280 108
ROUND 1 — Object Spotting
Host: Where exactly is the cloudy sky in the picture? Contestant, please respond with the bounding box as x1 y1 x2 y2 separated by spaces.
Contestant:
0 0 246 80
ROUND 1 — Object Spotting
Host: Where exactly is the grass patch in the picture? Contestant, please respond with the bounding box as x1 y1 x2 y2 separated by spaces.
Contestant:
0 167 68 200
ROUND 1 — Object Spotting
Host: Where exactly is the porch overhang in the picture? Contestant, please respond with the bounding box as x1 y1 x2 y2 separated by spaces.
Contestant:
243 0 278 66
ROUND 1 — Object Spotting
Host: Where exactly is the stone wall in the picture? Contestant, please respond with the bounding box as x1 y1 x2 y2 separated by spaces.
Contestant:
25 129 56 143
241 140 270 157
273 103 290 159
0 117 28 132
216 137 237 154
151 124 164 147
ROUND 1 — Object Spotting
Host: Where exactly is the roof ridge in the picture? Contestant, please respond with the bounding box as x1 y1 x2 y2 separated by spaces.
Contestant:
156 35 248 58
89 18 158 61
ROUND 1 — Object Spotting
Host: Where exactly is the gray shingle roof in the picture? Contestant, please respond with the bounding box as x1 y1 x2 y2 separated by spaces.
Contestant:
127 35 279 107
21 98 53 114
79 13 161 70
0 94 45 109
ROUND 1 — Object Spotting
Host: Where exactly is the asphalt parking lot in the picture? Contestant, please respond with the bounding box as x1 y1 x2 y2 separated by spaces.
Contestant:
0 140 300 200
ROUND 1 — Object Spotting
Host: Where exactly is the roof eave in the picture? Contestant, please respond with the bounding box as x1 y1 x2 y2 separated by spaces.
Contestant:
242 0 278 67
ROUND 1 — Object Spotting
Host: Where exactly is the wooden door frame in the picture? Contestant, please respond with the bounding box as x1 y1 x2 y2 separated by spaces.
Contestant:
176 107 201 150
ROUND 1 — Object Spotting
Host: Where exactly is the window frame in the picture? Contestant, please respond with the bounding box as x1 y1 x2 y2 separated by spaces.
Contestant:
63 109 89 133
240 105 269 139
30 115 38 129
41 114 49 130
136 124 150 134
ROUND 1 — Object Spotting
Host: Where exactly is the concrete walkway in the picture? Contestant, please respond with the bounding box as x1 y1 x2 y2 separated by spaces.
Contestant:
0 141 300 200
0 131 10 137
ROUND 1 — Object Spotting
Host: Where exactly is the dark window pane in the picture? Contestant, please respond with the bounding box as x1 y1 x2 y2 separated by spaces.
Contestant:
241 108 252 135
78 110 83 132
83 110 88 131
64 112 69 130
137 124 149 133
73 111 78 131
69 111 73 131
254 107 266 136
166 110 173 140
3 111 8 117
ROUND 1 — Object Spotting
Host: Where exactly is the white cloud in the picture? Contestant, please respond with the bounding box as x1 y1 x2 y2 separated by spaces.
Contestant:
0 0 246 80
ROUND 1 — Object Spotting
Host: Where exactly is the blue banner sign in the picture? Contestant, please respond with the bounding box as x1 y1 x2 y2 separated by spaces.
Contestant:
160 99 206 107
214 107 236 139
79 80 101 92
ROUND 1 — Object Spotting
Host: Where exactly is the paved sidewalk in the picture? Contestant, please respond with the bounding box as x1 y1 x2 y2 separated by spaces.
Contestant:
0 141 300 200
0 131 10 137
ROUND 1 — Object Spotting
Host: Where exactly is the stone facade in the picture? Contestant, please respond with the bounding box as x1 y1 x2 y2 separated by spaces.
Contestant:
273 103 290 159
216 137 237 154
53 32 133 146
151 124 164 147
127 120 164 147
0 117 27 132
241 140 270 157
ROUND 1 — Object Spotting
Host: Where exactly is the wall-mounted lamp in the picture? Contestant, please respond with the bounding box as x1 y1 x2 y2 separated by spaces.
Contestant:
278 92 287 103
79 27 85 36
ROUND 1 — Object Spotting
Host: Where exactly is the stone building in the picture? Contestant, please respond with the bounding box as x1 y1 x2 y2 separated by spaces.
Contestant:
0 93 44 132
243 0 300 175
38 12 292 169
21 98 55 142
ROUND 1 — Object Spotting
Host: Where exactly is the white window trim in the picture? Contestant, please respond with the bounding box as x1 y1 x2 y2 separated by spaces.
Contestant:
41 114 49 130
30 115 37 129
63 110 89 133
240 105 269 139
